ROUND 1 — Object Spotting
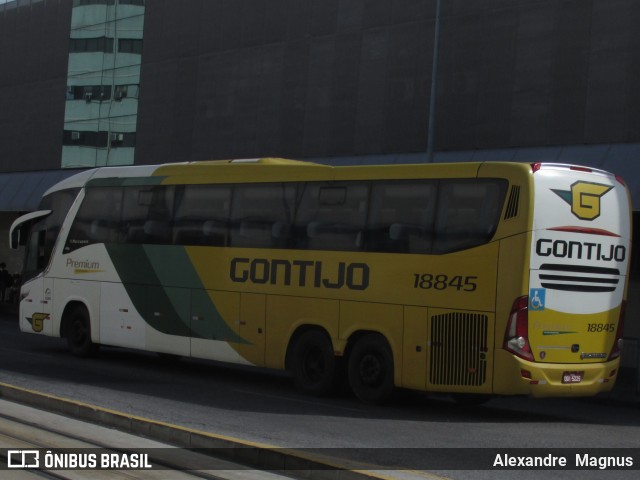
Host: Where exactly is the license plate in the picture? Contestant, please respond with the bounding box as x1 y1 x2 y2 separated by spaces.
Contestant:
562 371 584 384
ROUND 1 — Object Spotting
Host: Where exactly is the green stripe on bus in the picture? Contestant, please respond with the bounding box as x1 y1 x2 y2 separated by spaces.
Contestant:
105 244 247 344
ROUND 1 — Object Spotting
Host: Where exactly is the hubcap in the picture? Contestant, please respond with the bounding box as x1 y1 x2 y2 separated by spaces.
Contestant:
359 353 383 386
72 320 86 345
303 348 325 383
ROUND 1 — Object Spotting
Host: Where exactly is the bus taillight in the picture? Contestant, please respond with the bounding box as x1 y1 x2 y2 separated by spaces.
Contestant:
608 300 626 361
504 296 534 362
569 165 592 173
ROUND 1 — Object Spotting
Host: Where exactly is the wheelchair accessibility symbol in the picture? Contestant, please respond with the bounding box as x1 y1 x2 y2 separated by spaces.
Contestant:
529 288 546 311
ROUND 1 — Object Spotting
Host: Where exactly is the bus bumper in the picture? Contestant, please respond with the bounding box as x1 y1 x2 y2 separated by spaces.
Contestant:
493 350 620 397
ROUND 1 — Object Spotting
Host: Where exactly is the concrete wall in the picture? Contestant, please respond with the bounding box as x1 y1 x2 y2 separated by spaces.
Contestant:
0 0 72 172
134 0 640 164
2 1 640 172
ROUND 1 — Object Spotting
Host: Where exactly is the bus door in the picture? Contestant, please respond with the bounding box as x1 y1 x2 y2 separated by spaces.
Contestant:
19 212 54 336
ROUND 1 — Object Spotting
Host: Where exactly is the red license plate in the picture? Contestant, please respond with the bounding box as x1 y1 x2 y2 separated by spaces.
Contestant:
562 371 584 384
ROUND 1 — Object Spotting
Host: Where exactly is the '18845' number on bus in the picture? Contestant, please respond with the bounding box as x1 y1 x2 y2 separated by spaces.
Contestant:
413 274 478 291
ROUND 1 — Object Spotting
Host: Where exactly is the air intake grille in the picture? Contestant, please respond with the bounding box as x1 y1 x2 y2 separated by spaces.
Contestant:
503 185 520 220
430 312 488 386
538 264 620 293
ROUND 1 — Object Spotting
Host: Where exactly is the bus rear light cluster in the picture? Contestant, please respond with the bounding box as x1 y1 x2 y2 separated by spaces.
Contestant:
504 296 534 362
608 300 626 361
530 163 594 174
569 165 592 173
530 161 626 186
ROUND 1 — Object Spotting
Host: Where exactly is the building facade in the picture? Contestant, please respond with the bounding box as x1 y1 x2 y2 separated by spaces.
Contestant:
63 0 144 168
1 0 639 371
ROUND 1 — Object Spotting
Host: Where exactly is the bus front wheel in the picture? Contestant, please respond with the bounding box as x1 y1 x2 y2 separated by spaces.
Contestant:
348 333 394 404
65 305 96 357
289 330 338 396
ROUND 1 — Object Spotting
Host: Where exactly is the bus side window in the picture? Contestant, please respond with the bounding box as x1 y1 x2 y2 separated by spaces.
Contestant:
66 187 123 252
368 181 436 254
433 179 507 254
229 183 296 249
122 186 174 245
173 185 231 246
295 182 368 252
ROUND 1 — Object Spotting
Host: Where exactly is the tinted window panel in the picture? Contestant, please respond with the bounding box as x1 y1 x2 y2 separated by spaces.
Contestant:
230 183 297 248
295 182 368 251
65 187 123 252
122 186 174 244
173 185 231 246
433 179 507 254
368 181 437 253
62 177 506 255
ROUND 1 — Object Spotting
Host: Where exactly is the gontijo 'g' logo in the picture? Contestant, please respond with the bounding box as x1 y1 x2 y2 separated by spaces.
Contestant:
552 181 613 221
27 312 50 333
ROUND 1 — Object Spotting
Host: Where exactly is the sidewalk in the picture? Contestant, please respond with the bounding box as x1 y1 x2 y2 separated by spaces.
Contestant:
0 398 295 480
0 384 441 480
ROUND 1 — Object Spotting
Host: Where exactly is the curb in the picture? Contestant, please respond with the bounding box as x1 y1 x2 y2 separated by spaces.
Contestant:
0 382 442 480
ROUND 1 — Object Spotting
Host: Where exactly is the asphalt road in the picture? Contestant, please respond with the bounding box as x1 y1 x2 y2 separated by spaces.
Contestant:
1 307 639 479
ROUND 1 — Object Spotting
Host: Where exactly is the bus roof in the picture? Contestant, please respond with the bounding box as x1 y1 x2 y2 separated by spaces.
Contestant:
42 159 541 197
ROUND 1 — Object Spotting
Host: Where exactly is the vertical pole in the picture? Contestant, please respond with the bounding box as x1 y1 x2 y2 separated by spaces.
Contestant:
426 0 442 163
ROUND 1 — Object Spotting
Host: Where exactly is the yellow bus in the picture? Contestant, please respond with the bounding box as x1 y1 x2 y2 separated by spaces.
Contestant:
10 159 631 403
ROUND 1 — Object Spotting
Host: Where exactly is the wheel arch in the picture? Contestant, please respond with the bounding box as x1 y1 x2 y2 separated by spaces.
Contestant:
59 300 91 339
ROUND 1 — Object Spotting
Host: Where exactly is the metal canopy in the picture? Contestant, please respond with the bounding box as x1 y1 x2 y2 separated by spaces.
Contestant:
0 169 85 212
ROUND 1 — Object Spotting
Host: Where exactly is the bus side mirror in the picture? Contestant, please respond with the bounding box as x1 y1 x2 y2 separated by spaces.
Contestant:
9 210 51 250
10 224 27 249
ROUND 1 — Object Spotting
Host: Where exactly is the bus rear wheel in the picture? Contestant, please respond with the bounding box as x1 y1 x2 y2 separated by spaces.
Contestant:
289 330 338 396
348 333 394 404
65 305 96 357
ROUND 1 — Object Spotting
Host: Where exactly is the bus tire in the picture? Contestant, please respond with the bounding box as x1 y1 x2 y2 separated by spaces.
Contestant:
65 305 96 358
348 333 394 404
289 330 338 396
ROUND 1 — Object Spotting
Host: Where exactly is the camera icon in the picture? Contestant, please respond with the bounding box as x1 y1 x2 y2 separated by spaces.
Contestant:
7 450 40 469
